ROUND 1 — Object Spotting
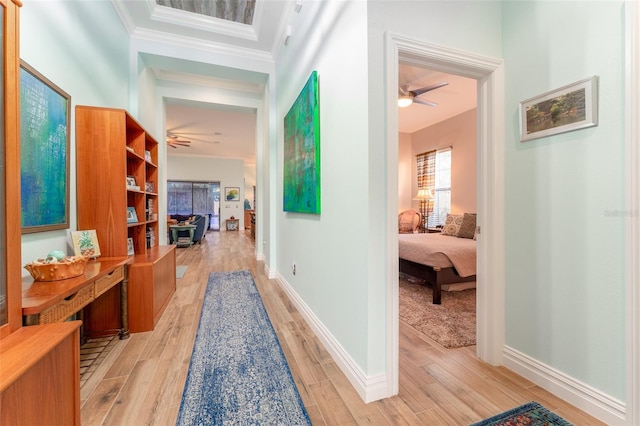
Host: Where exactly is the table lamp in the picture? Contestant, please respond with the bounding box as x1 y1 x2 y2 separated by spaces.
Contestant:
413 188 434 233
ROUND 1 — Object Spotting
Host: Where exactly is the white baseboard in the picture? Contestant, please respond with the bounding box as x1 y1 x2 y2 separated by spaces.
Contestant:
275 273 390 403
503 345 626 425
263 263 276 279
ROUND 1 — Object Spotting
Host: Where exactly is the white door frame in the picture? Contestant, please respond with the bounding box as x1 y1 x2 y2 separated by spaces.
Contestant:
625 1 639 424
384 32 505 395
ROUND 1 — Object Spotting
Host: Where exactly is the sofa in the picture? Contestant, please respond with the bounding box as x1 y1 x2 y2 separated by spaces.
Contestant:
168 214 207 244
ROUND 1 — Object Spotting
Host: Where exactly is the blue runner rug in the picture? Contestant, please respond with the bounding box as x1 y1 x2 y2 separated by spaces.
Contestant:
471 401 573 425
177 270 311 425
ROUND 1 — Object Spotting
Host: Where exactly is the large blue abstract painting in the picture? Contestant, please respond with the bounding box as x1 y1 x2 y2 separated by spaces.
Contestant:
20 61 70 233
283 71 320 214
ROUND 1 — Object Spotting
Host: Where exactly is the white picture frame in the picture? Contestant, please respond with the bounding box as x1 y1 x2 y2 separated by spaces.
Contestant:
519 76 598 142
127 237 134 256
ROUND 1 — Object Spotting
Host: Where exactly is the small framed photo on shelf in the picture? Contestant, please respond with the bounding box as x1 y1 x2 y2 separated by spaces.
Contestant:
145 182 154 193
126 175 140 190
70 229 101 258
127 237 135 256
145 150 152 162
126 207 138 223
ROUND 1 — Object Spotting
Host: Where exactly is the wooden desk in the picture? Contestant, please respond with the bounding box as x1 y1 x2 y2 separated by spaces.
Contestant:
22 257 131 339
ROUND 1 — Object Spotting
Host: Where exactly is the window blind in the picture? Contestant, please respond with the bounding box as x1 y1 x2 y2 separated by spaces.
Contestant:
416 147 451 227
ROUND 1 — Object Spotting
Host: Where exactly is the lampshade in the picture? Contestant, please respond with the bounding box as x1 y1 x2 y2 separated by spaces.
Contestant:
398 95 413 108
413 188 433 200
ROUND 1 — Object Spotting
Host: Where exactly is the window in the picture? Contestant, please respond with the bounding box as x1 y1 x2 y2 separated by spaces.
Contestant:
416 147 451 227
167 181 220 228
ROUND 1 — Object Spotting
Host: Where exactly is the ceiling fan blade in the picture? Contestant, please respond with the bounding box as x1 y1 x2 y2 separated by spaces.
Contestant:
398 84 409 95
412 81 449 96
413 98 438 107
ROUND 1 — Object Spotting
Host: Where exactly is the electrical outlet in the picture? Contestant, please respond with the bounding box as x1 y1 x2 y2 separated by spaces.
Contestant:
291 262 296 276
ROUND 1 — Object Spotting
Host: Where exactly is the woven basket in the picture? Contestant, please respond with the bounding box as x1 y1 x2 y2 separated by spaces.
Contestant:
24 256 88 281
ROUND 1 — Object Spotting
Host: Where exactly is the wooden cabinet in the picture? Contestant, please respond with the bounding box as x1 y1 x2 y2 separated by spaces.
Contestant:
0 2 81 424
128 246 176 333
0 322 81 425
244 209 253 229
76 106 176 334
1 0 21 341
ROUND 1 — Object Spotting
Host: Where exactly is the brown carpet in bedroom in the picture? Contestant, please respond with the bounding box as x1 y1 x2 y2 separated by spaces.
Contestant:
399 278 476 348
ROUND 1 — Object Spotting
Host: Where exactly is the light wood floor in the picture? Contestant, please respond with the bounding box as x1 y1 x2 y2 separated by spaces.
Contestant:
80 230 606 425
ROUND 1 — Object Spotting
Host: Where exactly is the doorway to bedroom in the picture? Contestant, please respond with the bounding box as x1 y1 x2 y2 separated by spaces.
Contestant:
387 34 505 398
397 63 479 354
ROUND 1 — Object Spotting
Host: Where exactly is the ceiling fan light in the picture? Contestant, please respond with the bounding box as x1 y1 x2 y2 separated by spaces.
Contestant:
398 95 413 108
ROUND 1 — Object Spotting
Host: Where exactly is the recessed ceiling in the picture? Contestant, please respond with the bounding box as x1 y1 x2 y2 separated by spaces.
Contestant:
112 1 477 162
112 0 291 54
154 0 256 25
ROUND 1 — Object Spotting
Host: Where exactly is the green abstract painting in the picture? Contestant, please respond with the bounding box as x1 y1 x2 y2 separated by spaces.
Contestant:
20 61 70 233
283 71 320 214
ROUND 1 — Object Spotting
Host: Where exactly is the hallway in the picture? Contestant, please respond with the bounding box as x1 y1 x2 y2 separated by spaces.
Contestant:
79 230 604 425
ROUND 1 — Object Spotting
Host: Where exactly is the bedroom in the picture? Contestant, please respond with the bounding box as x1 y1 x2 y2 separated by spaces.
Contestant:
397 63 478 350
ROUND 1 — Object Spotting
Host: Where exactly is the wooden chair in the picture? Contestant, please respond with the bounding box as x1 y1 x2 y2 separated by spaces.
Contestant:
398 209 421 233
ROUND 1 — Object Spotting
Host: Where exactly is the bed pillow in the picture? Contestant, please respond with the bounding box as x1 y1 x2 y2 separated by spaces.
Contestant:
457 213 477 239
441 213 463 236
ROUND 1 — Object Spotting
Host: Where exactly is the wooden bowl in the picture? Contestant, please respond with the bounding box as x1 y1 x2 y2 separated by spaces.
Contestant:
24 256 88 281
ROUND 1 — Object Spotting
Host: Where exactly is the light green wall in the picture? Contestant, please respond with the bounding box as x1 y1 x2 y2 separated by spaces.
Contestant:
274 0 503 376
20 1 130 273
503 1 625 399
275 0 373 371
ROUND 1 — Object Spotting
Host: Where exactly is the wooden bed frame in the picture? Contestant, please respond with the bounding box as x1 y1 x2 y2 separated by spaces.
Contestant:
399 258 476 304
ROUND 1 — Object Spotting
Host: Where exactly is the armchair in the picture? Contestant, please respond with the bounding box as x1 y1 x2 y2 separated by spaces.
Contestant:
398 209 421 234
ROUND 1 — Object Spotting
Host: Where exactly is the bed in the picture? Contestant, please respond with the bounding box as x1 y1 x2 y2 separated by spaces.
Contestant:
398 232 476 304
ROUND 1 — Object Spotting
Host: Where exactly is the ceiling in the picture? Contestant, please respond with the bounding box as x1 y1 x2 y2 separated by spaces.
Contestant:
113 1 477 161
398 65 477 134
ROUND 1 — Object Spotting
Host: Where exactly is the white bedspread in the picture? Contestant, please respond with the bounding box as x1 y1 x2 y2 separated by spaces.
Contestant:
398 233 476 277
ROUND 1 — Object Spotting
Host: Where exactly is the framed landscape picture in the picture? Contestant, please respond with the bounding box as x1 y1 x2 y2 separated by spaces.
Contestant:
20 60 71 233
520 76 598 142
283 71 321 214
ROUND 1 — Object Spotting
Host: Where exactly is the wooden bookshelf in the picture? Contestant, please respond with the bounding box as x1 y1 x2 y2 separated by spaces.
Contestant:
76 106 175 334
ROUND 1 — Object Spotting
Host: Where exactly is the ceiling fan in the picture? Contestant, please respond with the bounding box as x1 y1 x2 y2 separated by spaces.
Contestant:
166 134 191 149
398 81 449 108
